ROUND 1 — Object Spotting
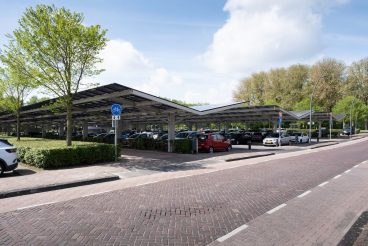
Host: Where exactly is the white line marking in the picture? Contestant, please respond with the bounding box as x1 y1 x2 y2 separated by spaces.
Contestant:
344 169 351 173
297 190 311 198
353 165 359 168
17 201 56 210
333 175 342 179
217 224 248 242
82 190 112 198
266 203 287 214
318 181 329 187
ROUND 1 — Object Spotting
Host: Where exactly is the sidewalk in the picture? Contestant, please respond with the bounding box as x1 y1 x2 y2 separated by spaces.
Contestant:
209 160 368 246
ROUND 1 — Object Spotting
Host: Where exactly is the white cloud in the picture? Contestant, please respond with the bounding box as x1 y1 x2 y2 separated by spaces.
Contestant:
91 39 183 98
200 0 349 74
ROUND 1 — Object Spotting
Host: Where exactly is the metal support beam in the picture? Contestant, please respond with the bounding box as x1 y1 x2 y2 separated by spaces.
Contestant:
82 121 88 140
168 113 175 153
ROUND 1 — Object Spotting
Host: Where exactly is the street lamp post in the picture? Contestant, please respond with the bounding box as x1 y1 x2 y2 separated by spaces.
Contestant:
309 93 313 144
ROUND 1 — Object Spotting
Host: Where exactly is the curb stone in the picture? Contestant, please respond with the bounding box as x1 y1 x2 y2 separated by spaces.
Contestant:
0 174 120 199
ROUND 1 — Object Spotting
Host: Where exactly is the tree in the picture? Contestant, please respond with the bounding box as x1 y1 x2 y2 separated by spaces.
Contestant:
2 5 107 146
333 96 368 129
347 58 368 129
0 66 35 141
27 95 50 105
310 58 346 112
233 72 268 105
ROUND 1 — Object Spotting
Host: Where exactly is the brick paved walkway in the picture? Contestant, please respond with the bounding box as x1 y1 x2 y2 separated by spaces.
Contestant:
0 139 367 245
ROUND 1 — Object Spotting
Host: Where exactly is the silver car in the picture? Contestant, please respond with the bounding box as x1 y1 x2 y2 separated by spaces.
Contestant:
263 133 292 146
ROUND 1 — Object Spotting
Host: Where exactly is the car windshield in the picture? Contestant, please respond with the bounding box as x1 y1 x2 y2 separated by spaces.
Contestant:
129 134 140 138
267 133 280 138
293 133 302 136
176 132 190 138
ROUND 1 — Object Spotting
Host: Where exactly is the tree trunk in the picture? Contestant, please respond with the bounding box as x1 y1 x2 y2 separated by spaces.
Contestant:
365 119 368 130
16 110 20 141
66 103 73 146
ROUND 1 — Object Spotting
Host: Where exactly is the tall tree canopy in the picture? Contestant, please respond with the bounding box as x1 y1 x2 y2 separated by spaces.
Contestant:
310 58 346 112
2 5 108 146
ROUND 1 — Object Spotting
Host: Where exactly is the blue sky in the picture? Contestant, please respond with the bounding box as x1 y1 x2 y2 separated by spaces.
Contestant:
0 0 367 103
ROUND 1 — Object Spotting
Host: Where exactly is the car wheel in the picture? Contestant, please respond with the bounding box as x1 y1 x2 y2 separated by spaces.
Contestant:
209 147 214 153
226 145 232 152
0 164 4 175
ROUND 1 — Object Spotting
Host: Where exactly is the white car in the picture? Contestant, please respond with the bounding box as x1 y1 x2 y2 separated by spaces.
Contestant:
0 139 18 174
263 133 292 146
291 132 309 143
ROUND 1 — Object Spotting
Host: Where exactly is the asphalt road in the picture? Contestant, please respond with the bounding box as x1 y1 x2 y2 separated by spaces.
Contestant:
1 140 368 245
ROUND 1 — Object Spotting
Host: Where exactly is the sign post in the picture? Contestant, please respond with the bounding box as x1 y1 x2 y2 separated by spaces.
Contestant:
111 104 122 161
278 111 282 147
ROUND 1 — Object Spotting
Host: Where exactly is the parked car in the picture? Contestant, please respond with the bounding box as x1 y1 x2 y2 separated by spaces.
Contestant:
93 133 107 140
341 128 352 136
0 139 18 174
263 133 292 146
175 131 199 139
291 132 309 143
226 132 252 145
198 133 232 153
251 132 264 142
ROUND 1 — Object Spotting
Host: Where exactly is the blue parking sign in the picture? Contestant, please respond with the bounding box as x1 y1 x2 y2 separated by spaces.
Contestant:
111 104 122 116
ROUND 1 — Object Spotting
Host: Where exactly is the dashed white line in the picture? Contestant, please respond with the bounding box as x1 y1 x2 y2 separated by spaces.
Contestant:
82 190 113 198
297 190 311 198
17 201 56 210
353 164 359 168
217 224 248 242
333 174 342 179
266 203 287 214
344 169 351 173
318 181 329 187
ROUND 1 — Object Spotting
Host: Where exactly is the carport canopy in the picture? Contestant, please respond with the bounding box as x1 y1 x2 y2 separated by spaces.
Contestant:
0 83 344 151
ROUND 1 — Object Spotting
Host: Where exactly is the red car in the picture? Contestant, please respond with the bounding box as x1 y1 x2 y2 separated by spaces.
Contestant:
198 133 232 153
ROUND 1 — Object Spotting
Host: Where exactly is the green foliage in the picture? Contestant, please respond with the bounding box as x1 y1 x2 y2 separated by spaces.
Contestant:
20 144 116 169
348 57 368 105
310 58 346 112
121 138 192 153
3 4 108 146
170 139 192 154
163 97 208 107
234 64 310 110
333 96 368 127
293 97 323 111
27 96 49 105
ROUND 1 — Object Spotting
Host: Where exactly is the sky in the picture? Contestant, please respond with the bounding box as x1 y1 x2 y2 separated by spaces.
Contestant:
0 0 367 103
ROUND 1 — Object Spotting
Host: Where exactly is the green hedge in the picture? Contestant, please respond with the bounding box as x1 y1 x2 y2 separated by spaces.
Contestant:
170 139 192 153
120 138 192 153
18 144 118 169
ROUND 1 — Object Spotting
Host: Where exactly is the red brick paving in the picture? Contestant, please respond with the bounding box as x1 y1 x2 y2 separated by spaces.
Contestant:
0 140 368 245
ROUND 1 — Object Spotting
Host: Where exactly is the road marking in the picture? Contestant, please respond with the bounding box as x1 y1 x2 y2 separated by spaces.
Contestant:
17 201 56 210
297 190 311 198
344 169 351 173
266 203 287 214
353 164 359 168
82 190 113 198
318 181 329 187
333 175 342 179
217 224 248 242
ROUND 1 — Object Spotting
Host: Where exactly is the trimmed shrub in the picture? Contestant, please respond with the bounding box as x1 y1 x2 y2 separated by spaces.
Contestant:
22 144 118 169
120 138 191 153
170 139 192 154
